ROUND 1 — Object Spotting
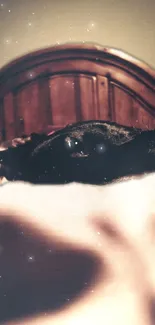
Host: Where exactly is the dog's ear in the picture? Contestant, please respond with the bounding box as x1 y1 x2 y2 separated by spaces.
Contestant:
0 133 49 181
30 133 48 145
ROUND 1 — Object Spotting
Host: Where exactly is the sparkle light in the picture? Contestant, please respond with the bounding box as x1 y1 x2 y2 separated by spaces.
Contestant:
28 255 35 262
90 22 95 28
27 71 35 79
87 21 96 31
4 39 11 45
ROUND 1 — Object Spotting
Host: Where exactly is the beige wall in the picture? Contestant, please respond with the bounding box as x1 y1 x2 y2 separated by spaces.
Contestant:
0 0 155 69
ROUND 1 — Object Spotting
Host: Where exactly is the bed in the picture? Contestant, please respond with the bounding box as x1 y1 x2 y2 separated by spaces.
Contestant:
0 43 155 142
0 44 155 325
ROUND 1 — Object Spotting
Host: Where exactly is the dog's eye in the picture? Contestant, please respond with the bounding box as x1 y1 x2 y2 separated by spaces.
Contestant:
65 137 79 150
95 143 107 154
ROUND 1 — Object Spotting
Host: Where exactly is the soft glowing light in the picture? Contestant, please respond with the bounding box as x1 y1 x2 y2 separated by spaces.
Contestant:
27 71 35 79
28 255 35 262
4 39 11 45
87 21 96 31
90 22 95 28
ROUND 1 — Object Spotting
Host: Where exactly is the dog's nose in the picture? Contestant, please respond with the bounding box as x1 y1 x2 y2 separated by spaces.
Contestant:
71 151 89 158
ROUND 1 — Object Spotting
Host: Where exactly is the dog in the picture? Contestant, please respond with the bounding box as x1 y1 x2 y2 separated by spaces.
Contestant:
0 120 154 185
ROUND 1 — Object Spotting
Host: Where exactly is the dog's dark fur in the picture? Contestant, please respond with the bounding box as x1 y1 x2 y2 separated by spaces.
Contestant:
0 120 155 185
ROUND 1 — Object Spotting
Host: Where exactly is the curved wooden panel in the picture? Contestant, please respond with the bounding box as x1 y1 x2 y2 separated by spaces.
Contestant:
0 43 155 140
111 85 155 129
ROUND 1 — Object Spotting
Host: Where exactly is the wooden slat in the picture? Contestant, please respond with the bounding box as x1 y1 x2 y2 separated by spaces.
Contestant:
79 75 98 120
38 78 52 133
49 75 77 126
3 93 16 140
15 82 45 135
97 75 109 120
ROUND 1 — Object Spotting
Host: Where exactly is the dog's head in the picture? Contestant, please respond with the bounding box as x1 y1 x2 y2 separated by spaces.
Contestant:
0 120 144 185
25 123 125 185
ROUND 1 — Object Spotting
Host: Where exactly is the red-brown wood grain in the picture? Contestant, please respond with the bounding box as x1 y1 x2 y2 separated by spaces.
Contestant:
0 43 155 140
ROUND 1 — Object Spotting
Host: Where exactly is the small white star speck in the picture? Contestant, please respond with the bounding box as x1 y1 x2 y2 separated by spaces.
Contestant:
5 39 11 45
28 255 35 262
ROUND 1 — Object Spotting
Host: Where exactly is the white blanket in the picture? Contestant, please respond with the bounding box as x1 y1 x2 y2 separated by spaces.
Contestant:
1 174 155 325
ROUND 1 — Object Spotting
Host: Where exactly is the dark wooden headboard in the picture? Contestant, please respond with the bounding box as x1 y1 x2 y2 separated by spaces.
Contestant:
0 43 155 141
